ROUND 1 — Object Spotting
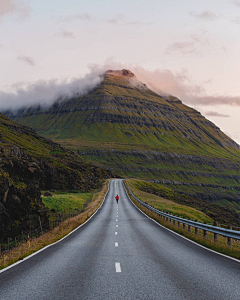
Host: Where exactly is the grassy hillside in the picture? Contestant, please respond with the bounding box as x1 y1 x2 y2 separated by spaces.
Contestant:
5 70 240 212
0 113 111 241
126 179 240 226
42 191 92 213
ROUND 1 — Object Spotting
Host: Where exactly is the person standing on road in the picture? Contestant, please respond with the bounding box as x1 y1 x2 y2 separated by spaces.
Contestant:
115 195 119 203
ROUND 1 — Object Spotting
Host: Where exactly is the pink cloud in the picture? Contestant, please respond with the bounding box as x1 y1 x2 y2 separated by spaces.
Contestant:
0 0 31 20
165 41 200 56
204 111 230 117
54 29 75 39
55 13 94 23
189 10 220 21
17 55 35 66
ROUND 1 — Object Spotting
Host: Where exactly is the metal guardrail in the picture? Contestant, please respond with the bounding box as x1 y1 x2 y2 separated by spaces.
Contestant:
124 182 240 241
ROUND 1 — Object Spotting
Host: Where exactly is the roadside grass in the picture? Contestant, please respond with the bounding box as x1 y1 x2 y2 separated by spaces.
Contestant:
126 179 240 226
124 181 240 260
42 191 92 213
0 179 111 270
126 179 213 224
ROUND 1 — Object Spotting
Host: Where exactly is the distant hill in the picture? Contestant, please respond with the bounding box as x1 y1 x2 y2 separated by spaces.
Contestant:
0 113 111 241
4 69 240 213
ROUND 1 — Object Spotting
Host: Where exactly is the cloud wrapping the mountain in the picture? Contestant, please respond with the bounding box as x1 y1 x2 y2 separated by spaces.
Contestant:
0 74 102 111
1 60 240 112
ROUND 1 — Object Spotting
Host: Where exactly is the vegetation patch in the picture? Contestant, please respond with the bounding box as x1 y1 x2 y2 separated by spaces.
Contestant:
124 181 240 260
0 179 111 270
42 191 92 213
126 179 213 223
126 179 240 226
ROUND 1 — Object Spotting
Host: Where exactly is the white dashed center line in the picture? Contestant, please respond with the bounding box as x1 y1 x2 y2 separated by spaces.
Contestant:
116 225 118 227
116 219 118 222
115 242 118 247
115 262 121 273
115 231 118 235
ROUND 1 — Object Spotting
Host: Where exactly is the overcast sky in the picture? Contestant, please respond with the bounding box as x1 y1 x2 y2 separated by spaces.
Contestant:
1 0 240 143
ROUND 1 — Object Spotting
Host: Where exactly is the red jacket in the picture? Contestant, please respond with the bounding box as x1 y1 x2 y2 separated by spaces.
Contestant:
115 195 119 200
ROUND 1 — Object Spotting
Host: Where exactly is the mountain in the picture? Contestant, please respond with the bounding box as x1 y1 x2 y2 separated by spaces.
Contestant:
0 113 111 241
4 69 240 213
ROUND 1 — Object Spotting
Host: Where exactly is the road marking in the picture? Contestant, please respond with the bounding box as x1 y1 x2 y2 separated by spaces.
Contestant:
115 262 121 273
115 231 118 235
116 225 118 227
115 242 118 247
0 179 113 275
116 219 118 222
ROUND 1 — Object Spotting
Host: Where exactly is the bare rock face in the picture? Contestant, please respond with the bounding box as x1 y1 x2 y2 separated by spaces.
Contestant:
0 114 112 242
105 69 135 77
44 191 53 197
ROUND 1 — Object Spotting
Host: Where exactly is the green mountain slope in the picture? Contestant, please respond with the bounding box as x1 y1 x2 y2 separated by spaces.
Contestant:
0 113 111 241
5 69 240 211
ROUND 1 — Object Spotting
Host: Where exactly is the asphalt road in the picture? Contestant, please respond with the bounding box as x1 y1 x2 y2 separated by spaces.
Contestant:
0 179 240 300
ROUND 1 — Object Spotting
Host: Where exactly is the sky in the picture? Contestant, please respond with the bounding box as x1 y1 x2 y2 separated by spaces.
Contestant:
1 0 240 143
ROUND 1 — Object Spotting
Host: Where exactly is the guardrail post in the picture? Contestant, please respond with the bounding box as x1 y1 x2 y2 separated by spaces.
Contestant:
195 220 198 235
178 221 180 227
228 226 232 247
188 224 191 232
169 214 172 223
183 222 185 229
214 222 218 242
203 223 207 238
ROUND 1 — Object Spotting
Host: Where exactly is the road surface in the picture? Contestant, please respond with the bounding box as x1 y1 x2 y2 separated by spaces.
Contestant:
0 179 240 300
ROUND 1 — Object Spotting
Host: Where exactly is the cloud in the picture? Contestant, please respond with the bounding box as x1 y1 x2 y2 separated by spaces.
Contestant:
54 28 75 39
108 14 124 24
126 21 153 26
2 59 240 112
234 1 240 7
185 95 240 106
165 34 209 56
0 72 102 111
165 41 200 56
89 61 240 108
107 14 152 26
17 55 35 66
232 17 240 25
0 0 31 20
55 13 94 23
204 111 230 117
189 10 220 21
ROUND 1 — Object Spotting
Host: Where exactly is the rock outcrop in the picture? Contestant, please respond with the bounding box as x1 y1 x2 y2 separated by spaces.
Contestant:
0 114 111 241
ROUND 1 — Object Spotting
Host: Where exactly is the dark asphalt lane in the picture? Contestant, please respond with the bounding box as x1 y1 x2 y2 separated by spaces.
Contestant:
0 179 240 300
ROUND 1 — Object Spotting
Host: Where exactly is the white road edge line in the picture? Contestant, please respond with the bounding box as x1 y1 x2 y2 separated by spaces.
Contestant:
0 180 113 274
115 262 121 272
122 180 240 264
115 242 118 247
